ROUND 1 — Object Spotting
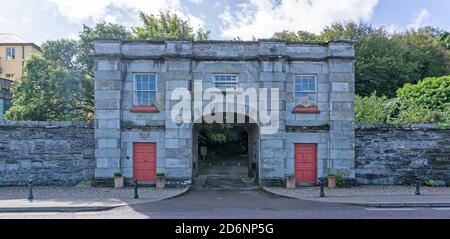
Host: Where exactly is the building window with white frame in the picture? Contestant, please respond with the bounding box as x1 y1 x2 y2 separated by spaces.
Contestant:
5 74 14 81
213 74 239 90
133 73 157 107
6 48 15 60
294 75 317 109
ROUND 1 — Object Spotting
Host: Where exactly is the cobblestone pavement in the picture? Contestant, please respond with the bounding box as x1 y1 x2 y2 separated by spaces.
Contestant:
264 186 450 204
0 186 186 201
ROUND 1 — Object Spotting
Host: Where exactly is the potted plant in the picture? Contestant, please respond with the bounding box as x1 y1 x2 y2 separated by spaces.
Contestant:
327 173 337 188
113 172 124 188
156 172 166 189
285 173 296 189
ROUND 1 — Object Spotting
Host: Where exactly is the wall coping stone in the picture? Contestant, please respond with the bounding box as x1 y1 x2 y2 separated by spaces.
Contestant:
94 38 355 46
355 124 449 131
0 120 94 128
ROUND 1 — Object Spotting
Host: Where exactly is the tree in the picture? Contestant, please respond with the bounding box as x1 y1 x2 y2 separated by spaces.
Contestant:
272 22 450 97
319 21 385 42
272 30 319 42
5 40 88 120
394 30 450 81
356 34 419 97
436 31 450 50
79 23 132 75
133 11 210 40
396 75 450 111
6 23 132 121
354 93 389 124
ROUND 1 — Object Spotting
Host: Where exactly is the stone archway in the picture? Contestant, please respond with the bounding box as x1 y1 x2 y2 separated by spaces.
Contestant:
192 113 260 190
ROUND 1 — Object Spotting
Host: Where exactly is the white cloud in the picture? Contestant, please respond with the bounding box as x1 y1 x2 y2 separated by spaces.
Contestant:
219 0 380 40
385 24 401 34
44 0 204 28
408 9 430 29
188 0 203 4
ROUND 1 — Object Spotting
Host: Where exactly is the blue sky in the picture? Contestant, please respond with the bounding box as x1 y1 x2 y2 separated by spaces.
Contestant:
0 0 448 45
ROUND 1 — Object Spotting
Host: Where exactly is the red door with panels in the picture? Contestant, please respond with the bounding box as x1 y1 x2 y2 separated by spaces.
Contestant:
294 144 317 184
133 142 156 182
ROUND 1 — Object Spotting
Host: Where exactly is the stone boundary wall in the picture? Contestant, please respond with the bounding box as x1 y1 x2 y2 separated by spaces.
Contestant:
1 121 449 186
355 124 450 186
0 121 94 186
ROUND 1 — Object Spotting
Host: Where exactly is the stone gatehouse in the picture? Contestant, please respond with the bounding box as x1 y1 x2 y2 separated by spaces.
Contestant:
93 39 356 186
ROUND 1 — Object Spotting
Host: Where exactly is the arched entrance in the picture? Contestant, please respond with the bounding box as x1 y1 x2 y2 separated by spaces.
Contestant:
192 113 260 190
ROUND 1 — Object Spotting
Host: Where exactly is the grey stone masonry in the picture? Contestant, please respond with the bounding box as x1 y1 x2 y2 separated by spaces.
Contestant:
2 122 449 186
94 45 123 179
355 125 450 186
93 39 357 186
0 121 94 186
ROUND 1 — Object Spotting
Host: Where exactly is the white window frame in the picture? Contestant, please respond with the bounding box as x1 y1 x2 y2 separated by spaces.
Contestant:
6 48 15 61
213 74 239 90
294 75 317 108
5 74 14 80
132 73 157 107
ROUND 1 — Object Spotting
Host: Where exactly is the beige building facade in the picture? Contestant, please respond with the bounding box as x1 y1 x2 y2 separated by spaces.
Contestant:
0 34 41 81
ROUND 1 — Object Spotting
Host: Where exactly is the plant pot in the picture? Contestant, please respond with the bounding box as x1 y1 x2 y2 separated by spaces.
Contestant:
156 176 166 189
114 176 124 188
327 176 336 188
286 178 296 189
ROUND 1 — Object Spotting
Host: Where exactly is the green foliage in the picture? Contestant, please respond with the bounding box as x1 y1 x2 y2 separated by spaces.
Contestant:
76 179 93 188
156 172 166 177
335 175 346 188
397 76 450 111
5 12 210 121
272 30 320 42
355 93 390 124
79 23 132 74
285 173 296 179
198 123 247 145
390 99 445 124
5 23 132 121
133 11 210 40
435 32 450 50
5 45 90 121
424 179 435 187
113 172 122 177
355 76 450 125
272 22 450 97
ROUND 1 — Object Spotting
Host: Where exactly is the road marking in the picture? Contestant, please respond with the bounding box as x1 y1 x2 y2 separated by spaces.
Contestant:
365 208 417 211
431 208 450 210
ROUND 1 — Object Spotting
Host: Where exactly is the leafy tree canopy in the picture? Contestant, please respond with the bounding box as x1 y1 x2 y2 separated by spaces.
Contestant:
133 11 210 40
272 22 450 97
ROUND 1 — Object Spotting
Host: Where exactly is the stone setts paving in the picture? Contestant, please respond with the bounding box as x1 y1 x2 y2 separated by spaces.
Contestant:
0 186 187 202
265 186 450 205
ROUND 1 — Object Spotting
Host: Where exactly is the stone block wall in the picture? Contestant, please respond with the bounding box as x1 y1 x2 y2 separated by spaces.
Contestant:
94 39 357 185
1 120 449 186
355 125 450 186
0 121 94 186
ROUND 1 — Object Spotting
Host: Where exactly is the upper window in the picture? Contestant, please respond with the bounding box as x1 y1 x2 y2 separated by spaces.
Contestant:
5 74 14 80
133 73 157 106
213 74 239 90
6 48 15 60
295 75 317 108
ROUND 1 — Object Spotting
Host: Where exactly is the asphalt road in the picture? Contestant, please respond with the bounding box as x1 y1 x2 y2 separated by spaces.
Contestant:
2 189 450 219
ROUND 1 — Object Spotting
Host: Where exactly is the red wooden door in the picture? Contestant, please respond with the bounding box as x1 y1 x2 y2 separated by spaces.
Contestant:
133 142 156 182
294 144 317 184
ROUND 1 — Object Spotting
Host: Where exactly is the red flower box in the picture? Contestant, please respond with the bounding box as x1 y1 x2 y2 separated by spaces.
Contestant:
131 105 159 112
293 107 320 113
